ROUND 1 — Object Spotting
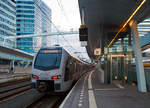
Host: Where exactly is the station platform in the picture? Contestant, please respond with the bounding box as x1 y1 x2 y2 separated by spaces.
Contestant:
0 66 31 84
0 72 31 84
60 69 150 108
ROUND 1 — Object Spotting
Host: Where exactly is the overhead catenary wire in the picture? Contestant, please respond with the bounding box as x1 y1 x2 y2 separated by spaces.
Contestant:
56 0 71 26
35 2 78 52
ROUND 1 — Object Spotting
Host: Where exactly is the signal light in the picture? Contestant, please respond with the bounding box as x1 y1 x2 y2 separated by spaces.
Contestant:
32 75 39 79
51 75 61 80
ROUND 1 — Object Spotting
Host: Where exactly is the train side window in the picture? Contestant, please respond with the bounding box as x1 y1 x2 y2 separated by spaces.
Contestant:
64 58 70 81
69 59 74 79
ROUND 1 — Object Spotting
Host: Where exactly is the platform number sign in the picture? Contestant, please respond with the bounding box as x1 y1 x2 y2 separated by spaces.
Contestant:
94 48 101 55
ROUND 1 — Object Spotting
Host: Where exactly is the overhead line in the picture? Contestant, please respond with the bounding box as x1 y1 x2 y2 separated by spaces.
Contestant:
32 2 78 52
56 0 71 26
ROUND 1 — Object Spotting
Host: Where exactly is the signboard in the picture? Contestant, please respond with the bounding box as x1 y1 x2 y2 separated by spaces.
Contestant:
79 25 88 41
94 48 101 55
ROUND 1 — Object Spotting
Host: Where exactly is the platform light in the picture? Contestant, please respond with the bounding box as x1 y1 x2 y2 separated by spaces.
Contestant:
115 76 118 80
124 76 128 80
107 0 146 48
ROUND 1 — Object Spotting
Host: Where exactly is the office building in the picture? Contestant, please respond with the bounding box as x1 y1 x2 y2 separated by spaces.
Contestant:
16 0 51 53
138 17 150 37
0 0 16 47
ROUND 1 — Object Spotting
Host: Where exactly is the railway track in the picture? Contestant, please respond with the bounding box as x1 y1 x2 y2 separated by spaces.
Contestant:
0 75 32 103
0 74 31 87
0 79 44 108
0 80 66 108
0 83 31 102
27 93 66 108
0 74 74 108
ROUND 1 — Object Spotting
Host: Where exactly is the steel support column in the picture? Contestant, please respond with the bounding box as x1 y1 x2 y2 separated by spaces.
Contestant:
128 30 133 83
130 20 147 92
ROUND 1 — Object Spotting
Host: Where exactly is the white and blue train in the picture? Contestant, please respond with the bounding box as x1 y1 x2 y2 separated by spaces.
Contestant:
31 46 91 92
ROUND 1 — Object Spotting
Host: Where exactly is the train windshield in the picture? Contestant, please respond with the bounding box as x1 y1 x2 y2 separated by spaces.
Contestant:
34 49 62 71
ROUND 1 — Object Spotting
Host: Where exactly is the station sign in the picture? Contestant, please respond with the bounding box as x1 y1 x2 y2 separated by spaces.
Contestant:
94 48 101 55
79 25 88 41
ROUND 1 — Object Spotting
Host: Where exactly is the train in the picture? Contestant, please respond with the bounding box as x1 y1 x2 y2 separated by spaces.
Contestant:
31 46 92 92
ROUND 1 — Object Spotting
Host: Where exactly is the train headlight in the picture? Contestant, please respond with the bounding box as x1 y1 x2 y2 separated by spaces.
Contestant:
32 74 39 79
51 75 61 80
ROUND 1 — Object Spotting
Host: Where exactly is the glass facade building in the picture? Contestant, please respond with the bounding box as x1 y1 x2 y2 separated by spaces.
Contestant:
138 17 150 37
16 0 51 53
16 0 35 53
0 0 16 47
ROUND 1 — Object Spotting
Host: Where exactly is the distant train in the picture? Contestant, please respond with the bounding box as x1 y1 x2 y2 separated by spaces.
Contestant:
31 46 92 92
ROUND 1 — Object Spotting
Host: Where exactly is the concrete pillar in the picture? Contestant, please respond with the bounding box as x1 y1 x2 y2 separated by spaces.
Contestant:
130 20 147 92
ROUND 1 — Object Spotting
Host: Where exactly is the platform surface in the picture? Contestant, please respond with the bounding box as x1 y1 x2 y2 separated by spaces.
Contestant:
60 69 150 108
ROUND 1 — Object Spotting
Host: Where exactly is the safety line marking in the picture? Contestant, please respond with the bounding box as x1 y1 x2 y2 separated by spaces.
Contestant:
88 70 97 108
94 88 120 91
59 74 86 108
88 71 93 89
78 73 89 107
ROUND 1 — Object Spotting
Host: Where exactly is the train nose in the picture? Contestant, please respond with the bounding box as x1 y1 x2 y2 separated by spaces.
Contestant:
39 72 49 80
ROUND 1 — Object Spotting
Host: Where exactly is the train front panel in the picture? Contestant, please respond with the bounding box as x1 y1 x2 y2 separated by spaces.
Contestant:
31 47 64 92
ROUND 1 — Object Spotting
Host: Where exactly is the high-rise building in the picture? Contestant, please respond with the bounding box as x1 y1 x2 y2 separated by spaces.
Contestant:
138 17 150 37
34 0 51 50
16 0 34 53
0 0 16 47
16 0 51 53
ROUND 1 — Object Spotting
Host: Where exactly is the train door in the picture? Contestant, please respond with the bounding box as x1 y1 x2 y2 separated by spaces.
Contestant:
64 57 74 81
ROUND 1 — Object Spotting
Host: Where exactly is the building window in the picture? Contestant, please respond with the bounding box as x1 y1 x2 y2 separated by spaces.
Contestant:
17 28 20 31
16 1 34 4
17 6 34 9
1 0 16 10
17 24 20 26
17 14 34 18
0 3 16 15
17 10 34 13
0 10 15 20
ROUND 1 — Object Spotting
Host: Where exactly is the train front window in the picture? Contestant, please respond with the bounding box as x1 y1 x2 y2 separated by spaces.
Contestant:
34 51 62 71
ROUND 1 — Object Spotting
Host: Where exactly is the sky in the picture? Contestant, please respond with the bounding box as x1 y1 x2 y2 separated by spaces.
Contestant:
42 0 81 31
42 0 90 61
